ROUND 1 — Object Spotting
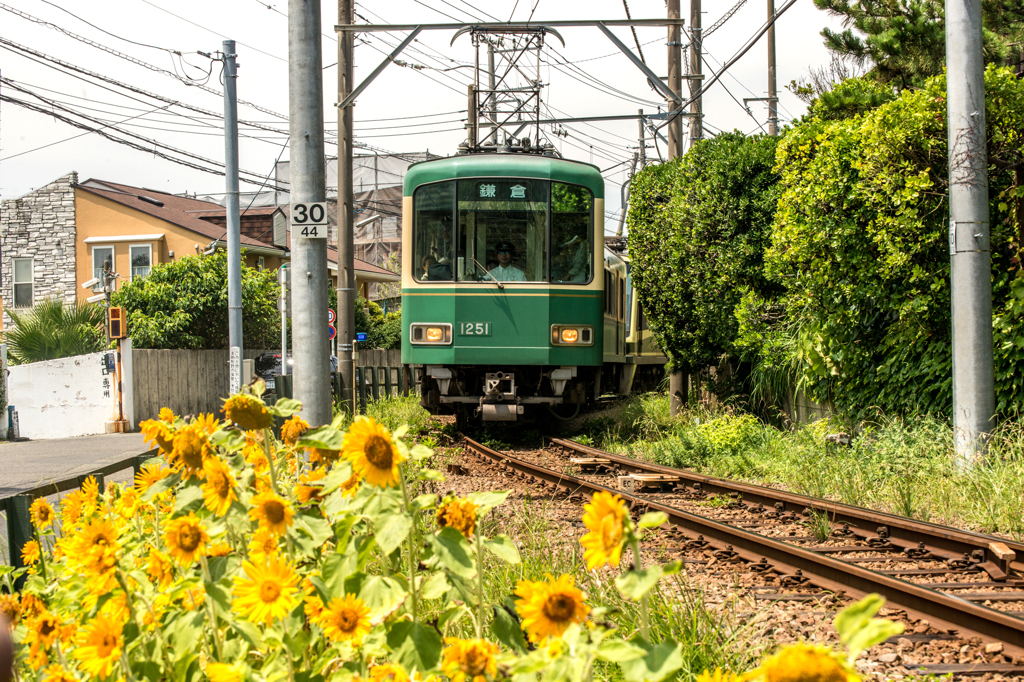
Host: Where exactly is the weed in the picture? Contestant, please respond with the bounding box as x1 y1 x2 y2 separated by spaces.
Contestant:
803 509 833 543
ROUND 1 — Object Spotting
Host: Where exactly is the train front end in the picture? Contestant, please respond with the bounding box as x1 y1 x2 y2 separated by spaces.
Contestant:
401 154 604 424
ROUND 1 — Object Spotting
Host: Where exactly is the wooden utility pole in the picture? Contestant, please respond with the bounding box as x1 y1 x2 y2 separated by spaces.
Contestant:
667 0 684 158
337 0 356 412
688 0 702 147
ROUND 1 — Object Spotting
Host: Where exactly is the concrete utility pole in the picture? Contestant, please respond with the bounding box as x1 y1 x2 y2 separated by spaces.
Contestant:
336 0 357 413
946 0 994 463
688 0 702 148
289 0 331 425
667 0 684 158
223 40 243 395
766 0 778 136
669 1 687 414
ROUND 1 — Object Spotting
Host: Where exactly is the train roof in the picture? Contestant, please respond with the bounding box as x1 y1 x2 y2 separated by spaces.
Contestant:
403 154 604 199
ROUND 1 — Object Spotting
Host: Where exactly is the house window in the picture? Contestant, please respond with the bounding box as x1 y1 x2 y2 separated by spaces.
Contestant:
13 258 33 308
92 246 114 290
130 244 152 280
257 256 265 270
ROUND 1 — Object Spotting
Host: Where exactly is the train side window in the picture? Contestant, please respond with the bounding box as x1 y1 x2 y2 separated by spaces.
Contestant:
412 181 455 282
619 279 625 320
551 182 593 284
604 272 612 314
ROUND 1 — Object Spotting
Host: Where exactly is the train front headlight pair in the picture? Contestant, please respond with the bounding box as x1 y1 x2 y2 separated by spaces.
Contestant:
410 323 452 345
551 325 593 346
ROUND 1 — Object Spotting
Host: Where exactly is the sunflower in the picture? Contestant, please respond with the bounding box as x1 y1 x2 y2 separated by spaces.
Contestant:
342 417 405 487
21 540 40 565
748 643 859 682
309 447 340 466
146 548 174 588
140 418 175 455
514 574 590 643
42 665 77 682
441 638 499 682
171 424 212 477
0 594 20 625
369 664 411 682
163 513 209 566
202 457 238 516
70 518 120 575
208 542 232 557
317 594 371 644
248 491 294 536
244 443 269 475
135 462 170 493
436 497 478 538
232 554 300 624
20 594 45 620
60 489 84 526
303 593 324 621
295 468 326 504
159 407 176 423
696 670 743 682
247 527 279 560
195 413 221 435
206 662 246 682
30 498 55 528
72 612 123 678
28 612 61 648
281 415 310 447
223 394 272 431
79 477 101 517
180 585 206 611
116 487 141 518
580 491 629 570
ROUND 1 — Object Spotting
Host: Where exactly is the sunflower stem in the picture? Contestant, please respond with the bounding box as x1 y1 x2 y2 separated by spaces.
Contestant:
199 555 224 661
399 469 418 621
34 528 47 582
262 428 281 495
475 528 486 639
630 535 650 640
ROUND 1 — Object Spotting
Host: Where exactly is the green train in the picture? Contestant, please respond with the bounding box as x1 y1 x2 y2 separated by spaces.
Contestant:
401 153 665 426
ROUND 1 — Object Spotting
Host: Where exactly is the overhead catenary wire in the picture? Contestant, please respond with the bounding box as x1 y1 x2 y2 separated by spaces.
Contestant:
37 0 180 54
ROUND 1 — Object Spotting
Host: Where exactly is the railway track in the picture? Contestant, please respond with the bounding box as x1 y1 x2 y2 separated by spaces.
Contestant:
459 435 1024 676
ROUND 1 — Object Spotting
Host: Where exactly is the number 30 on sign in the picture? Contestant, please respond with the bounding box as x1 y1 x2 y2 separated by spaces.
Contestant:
291 202 328 238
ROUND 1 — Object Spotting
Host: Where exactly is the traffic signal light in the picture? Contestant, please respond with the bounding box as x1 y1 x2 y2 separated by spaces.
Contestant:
108 306 127 339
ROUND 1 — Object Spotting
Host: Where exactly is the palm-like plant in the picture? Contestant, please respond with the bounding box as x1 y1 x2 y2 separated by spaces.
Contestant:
6 298 107 365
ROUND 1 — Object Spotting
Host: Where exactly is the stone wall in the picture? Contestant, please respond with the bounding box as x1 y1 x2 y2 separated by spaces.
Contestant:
0 172 79 327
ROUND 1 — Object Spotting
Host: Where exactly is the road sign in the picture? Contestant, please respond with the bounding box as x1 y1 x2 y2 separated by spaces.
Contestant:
328 308 336 324
290 202 329 238
356 332 367 342
328 324 337 340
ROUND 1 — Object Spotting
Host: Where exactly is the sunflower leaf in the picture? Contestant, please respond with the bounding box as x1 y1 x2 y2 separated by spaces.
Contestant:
375 512 412 555
409 443 434 461
392 425 409 439
466 490 511 517
484 534 521 564
171 483 204 516
617 637 683 682
834 593 885 645
637 512 668 529
298 426 344 451
269 398 302 417
420 571 449 600
386 621 443 672
615 566 663 601
597 640 648 663
141 471 180 501
429 527 477 579
491 602 528 654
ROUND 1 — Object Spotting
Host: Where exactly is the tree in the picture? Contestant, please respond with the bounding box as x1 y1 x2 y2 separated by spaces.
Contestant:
6 299 106 365
815 0 1024 90
112 252 280 350
626 133 782 375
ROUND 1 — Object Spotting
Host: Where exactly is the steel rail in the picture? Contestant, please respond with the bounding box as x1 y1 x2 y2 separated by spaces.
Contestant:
463 436 1024 656
552 438 1022 575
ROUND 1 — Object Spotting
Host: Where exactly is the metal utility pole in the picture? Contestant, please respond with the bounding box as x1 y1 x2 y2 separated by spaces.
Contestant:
947 0 994 463
223 40 243 395
667 0 684 158
289 0 331 425
766 0 778 136
487 39 497 145
637 108 647 169
688 0 702 148
336 0 357 414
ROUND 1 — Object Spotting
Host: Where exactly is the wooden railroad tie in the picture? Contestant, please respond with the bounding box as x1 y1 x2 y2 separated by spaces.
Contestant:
569 457 611 472
617 473 680 492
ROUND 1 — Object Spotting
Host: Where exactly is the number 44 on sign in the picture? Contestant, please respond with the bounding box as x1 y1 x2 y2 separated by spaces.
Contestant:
291 202 328 238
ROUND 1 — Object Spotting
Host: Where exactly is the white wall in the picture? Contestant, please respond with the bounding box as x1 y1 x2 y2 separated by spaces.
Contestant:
8 343 134 440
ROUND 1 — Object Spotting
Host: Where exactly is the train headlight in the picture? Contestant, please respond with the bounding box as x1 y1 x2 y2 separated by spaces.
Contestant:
411 323 452 345
551 325 593 346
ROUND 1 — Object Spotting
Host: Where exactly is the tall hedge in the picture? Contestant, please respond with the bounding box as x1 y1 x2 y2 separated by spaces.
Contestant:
766 67 1024 418
626 132 782 373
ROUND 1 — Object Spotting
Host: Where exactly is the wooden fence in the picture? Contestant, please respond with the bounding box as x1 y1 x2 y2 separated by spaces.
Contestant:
132 349 271 422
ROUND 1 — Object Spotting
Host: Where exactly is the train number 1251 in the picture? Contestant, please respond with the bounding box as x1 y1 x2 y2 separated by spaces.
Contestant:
458 322 491 336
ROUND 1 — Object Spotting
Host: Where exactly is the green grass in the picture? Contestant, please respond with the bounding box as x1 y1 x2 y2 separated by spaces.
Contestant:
582 394 1024 539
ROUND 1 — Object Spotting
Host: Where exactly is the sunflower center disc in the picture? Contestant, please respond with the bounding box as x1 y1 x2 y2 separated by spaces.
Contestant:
364 436 394 469
213 473 230 496
464 649 489 676
338 609 358 632
261 581 281 602
264 501 285 525
542 593 576 621
179 526 202 552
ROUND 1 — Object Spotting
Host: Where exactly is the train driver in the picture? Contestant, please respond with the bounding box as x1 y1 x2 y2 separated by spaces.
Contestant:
488 241 526 282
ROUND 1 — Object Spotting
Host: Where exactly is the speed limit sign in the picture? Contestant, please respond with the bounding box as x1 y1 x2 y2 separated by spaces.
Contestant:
291 202 328 238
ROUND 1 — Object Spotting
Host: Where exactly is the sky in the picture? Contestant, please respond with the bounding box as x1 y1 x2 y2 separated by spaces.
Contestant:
0 0 846 227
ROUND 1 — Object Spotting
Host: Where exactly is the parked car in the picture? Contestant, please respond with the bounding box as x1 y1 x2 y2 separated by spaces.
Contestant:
254 352 338 400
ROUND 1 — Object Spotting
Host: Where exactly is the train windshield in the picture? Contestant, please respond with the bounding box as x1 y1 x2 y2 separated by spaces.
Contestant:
412 178 593 284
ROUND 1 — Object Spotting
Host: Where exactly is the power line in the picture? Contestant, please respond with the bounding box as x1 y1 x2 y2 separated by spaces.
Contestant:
37 0 180 53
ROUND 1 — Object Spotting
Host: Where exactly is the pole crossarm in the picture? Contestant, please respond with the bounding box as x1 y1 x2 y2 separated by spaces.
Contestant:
336 19 687 32
338 26 422 108
596 22 682 104
476 111 695 128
